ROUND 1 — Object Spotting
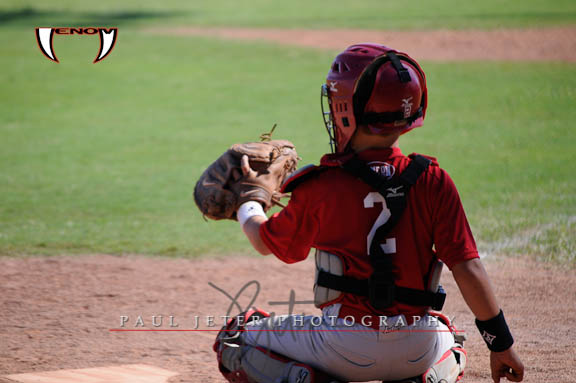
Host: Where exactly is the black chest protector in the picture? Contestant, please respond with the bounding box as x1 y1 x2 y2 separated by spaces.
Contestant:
316 154 446 311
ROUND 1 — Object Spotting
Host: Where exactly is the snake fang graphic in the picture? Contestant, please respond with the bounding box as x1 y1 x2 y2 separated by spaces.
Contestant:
35 27 118 63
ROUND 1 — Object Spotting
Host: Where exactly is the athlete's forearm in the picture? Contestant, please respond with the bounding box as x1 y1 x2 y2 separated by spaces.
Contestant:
242 215 272 255
451 258 501 321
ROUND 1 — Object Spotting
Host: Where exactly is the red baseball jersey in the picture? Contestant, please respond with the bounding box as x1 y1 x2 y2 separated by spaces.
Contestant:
260 147 479 319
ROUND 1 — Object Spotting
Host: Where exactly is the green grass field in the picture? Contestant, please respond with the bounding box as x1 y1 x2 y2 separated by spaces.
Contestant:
2 0 576 29
0 1 575 263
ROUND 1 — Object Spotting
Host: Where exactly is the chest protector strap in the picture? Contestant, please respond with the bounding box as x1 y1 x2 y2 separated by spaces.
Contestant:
316 154 446 311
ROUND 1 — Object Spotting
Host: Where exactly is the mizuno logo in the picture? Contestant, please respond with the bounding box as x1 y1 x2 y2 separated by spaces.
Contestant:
329 81 338 92
386 185 404 198
35 27 118 63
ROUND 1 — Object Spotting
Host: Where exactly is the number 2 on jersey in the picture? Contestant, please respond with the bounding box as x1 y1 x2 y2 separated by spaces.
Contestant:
364 192 396 255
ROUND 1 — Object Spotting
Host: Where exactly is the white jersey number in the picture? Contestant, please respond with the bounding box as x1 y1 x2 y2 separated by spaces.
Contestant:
364 192 396 255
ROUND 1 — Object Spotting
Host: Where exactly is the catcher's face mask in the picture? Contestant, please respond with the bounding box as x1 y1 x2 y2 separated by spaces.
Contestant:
321 43 428 154
320 83 336 153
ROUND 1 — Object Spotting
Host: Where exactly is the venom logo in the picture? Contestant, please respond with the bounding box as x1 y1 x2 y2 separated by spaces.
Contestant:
35 27 118 63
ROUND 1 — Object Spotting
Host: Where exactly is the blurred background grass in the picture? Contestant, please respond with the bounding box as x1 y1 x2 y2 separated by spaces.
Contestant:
0 1 575 263
1 0 576 29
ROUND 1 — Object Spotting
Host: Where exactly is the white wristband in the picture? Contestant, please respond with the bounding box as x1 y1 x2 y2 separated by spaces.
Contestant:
237 201 266 226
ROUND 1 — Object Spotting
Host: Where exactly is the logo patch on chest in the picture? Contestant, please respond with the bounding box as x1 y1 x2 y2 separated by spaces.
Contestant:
368 161 395 180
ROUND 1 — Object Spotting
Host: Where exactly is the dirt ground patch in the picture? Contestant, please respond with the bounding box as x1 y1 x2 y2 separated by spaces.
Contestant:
0 254 574 382
146 26 576 62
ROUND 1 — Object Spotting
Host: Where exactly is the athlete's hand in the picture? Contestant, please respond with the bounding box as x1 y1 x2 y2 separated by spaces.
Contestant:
193 140 298 220
490 347 524 382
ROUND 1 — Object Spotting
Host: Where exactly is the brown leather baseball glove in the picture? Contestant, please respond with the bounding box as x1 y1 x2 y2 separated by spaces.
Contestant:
194 140 299 220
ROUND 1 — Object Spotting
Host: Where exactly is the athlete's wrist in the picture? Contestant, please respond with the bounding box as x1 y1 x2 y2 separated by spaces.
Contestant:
475 309 514 352
237 201 266 226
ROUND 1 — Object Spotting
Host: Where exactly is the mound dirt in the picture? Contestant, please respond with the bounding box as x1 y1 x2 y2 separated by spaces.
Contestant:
0 254 574 382
146 26 576 62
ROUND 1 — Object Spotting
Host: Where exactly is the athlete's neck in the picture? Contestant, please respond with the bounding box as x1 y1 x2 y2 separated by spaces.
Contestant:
350 128 401 152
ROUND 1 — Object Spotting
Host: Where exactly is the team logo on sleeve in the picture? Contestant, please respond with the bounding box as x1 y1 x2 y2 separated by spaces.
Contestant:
35 27 118 63
368 161 395 179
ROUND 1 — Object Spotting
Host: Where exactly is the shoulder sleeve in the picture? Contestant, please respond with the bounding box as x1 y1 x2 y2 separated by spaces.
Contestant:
408 152 439 166
281 164 321 193
431 169 480 269
260 177 320 264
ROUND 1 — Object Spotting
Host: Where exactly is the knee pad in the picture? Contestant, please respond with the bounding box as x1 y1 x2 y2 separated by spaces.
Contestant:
213 309 340 383
218 342 340 383
421 346 467 383
214 308 270 348
213 308 270 382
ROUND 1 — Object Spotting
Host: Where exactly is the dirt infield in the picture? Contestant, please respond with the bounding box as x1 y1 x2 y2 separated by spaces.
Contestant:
1 254 574 382
147 26 576 62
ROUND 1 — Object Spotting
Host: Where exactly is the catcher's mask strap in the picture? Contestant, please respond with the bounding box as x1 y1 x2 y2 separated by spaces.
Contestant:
353 54 392 121
387 51 412 83
356 107 423 126
353 52 423 127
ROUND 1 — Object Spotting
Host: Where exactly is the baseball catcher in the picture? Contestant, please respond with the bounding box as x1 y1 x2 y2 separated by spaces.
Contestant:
199 44 524 383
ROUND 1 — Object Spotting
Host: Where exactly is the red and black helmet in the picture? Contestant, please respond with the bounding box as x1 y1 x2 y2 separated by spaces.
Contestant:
321 43 428 153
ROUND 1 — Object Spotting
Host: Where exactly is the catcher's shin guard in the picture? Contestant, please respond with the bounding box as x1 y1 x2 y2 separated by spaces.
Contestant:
421 346 466 383
213 309 270 382
420 312 467 383
213 309 340 383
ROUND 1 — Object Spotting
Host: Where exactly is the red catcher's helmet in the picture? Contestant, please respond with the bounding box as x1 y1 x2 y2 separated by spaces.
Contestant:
321 43 428 153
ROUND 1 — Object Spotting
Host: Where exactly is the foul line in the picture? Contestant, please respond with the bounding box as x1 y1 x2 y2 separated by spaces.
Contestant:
109 328 463 333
